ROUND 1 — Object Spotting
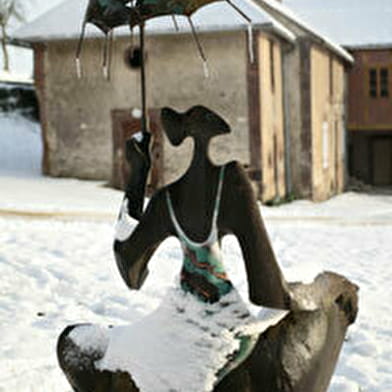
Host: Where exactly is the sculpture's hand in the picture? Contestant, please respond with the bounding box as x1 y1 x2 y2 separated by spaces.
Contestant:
124 132 151 220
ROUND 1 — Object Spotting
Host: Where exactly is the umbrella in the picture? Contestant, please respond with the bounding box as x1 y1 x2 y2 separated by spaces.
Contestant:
76 0 253 81
75 0 253 217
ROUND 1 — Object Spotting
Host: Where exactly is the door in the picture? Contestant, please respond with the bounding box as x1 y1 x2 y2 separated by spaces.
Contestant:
372 137 392 186
111 108 164 193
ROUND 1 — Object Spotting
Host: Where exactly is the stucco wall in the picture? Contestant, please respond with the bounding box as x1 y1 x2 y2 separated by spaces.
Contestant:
310 46 345 201
38 31 249 182
258 34 286 201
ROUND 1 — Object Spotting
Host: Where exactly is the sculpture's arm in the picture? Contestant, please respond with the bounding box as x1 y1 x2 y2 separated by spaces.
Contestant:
221 162 291 309
113 189 171 290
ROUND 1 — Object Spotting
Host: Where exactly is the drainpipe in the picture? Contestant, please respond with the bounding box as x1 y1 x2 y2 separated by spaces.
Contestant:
282 45 292 196
343 67 349 190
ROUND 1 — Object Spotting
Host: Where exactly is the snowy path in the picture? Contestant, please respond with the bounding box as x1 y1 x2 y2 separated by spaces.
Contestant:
0 115 391 392
0 207 391 392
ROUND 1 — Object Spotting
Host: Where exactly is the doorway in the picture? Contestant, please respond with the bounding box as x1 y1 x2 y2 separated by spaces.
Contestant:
111 108 164 193
371 136 392 186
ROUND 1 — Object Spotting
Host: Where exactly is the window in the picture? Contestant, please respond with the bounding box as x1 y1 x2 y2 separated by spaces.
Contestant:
369 68 378 98
369 67 389 98
380 68 389 97
269 39 275 93
329 55 334 99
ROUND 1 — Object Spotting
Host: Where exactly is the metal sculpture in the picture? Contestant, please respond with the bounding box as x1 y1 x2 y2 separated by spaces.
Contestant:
57 107 358 392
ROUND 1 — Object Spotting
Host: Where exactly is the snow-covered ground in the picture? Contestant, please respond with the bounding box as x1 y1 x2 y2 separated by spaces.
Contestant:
0 115 391 392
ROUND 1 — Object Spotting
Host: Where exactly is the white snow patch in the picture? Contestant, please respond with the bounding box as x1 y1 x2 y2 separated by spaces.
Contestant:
69 324 109 355
0 114 42 177
114 198 137 241
98 287 287 392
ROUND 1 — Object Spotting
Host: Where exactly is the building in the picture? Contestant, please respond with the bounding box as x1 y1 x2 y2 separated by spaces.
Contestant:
12 0 352 201
255 0 353 201
283 0 392 186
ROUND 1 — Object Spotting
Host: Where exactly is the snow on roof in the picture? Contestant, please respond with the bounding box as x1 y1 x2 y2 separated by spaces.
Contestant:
12 0 295 44
255 0 353 62
284 0 392 49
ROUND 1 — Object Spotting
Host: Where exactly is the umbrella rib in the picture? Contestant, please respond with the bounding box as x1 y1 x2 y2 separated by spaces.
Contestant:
107 29 114 81
130 26 135 50
171 14 180 31
225 0 254 63
187 16 209 77
225 0 252 23
139 22 148 134
102 31 110 80
75 19 87 79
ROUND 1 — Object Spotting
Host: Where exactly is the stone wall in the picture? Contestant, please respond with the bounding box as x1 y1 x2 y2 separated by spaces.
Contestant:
35 31 250 183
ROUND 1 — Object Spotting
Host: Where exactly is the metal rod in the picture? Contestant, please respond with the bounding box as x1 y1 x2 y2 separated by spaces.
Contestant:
226 0 252 23
188 17 207 63
102 32 110 80
130 26 134 51
171 14 179 31
139 22 147 134
188 17 209 77
107 29 114 81
247 24 254 63
75 19 87 78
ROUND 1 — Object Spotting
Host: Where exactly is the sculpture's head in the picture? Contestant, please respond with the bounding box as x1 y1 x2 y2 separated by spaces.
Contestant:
161 106 231 146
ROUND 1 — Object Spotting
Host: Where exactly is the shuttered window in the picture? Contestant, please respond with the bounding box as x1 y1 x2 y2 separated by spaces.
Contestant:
380 68 389 97
369 68 378 98
369 67 389 98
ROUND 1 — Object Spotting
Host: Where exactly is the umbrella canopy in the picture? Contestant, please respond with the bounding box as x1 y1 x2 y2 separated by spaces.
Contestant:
82 0 248 32
77 0 253 80
84 0 131 33
76 0 254 217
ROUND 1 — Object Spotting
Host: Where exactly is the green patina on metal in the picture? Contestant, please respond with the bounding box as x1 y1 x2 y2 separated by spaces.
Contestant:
181 243 233 300
216 334 259 383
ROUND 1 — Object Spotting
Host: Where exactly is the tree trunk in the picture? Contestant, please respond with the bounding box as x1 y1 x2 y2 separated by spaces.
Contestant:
1 23 9 72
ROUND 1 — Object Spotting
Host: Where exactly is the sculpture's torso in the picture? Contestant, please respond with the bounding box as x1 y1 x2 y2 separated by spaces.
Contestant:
166 166 233 304
99 165 288 392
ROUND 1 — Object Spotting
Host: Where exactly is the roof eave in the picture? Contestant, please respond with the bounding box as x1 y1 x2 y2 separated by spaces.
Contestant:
12 22 296 44
344 43 392 51
254 0 353 64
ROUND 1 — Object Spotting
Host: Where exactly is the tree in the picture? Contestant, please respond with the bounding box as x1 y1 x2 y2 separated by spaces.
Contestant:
0 0 24 72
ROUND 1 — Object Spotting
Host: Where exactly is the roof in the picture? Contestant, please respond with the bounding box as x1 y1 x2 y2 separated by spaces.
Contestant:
283 0 392 49
12 0 295 43
254 0 353 62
